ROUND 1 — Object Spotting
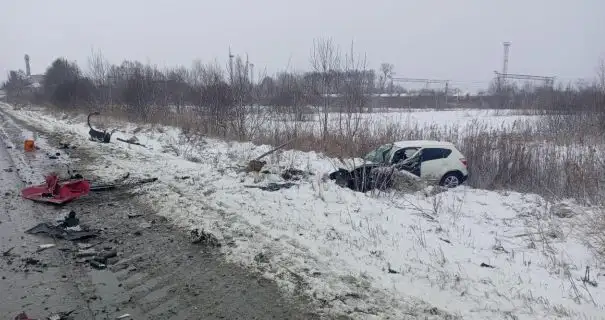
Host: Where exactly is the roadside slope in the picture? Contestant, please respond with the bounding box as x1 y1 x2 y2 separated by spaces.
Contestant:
0 106 323 320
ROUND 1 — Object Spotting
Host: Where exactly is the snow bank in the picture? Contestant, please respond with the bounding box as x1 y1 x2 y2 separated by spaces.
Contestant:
1 103 604 320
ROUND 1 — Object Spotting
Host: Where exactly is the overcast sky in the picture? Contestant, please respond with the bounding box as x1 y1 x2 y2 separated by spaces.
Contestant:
1 0 603 91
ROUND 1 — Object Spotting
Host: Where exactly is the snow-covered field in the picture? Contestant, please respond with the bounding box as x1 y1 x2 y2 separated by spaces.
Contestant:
251 108 540 136
1 103 604 320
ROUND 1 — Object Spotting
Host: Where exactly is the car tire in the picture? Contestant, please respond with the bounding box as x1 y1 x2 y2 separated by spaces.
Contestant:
440 172 462 188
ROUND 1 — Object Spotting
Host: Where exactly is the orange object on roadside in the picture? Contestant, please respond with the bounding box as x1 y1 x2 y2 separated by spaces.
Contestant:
24 139 35 151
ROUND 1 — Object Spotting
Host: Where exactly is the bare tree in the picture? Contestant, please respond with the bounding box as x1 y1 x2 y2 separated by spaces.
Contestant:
379 62 394 93
310 37 341 142
87 49 111 106
230 54 252 139
189 59 205 87
339 40 370 137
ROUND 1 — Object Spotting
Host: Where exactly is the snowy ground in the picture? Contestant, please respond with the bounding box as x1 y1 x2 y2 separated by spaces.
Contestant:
1 103 604 320
250 108 540 136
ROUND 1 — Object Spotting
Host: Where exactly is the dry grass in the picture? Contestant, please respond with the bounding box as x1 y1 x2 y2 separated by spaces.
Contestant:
51 103 605 206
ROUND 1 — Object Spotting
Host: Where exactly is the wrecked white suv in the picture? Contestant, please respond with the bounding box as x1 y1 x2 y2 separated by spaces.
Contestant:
328 140 469 192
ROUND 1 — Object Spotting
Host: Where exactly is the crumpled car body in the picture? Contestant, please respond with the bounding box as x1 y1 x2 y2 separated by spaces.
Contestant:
328 140 468 192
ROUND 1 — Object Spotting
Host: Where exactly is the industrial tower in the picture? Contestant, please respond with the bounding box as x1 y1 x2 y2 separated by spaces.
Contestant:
24 54 31 77
501 42 511 87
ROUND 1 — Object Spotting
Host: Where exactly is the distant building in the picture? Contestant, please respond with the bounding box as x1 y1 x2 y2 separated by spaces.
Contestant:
27 74 44 88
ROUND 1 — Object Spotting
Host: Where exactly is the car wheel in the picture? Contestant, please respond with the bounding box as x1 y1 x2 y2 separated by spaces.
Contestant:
440 172 461 188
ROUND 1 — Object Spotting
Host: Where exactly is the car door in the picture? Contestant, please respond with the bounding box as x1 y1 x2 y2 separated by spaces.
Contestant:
394 149 421 177
419 148 451 181
390 147 419 165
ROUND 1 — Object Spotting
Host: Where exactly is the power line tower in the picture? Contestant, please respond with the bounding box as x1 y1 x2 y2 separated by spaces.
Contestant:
494 72 555 87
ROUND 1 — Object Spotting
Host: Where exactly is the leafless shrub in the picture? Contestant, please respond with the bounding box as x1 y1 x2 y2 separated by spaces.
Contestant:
309 37 341 142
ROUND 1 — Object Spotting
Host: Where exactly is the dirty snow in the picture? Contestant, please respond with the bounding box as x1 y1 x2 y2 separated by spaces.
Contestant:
1 103 604 320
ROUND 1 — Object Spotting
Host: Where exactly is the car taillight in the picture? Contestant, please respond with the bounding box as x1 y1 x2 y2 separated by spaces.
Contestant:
460 158 467 167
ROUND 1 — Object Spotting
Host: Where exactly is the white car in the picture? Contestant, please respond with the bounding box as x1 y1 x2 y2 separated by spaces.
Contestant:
329 140 469 191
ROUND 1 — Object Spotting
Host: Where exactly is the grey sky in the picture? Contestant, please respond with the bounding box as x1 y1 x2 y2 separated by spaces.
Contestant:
1 0 603 91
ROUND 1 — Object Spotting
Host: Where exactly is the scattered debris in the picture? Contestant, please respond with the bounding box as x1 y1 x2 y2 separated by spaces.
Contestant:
492 240 510 254
14 312 33 320
582 266 598 287
246 160 266 173
3 246 15 257
21 173 90 205
254 252 270 264
139 222 152 229
58 142 76 149
25 222 98 242
66 169 84 180
246 138 297 172
281 168 312 181
47 310 75 320
190 228 221 247
90 260 107 270
95 249 117 262
88 112 117 143
77 243 95 250
438 238 451 244
387 267 399 274
36 244 56 252
117 137 146 147
244 182 296 192
60 211 80 228
550 202 577 218
90 177 158 192
23 257 40 265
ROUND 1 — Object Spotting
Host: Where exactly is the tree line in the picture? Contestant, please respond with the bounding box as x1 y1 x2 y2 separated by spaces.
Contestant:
2 39 604 118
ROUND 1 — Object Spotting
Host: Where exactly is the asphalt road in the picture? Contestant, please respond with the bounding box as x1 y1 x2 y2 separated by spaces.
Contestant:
0 110 326 319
